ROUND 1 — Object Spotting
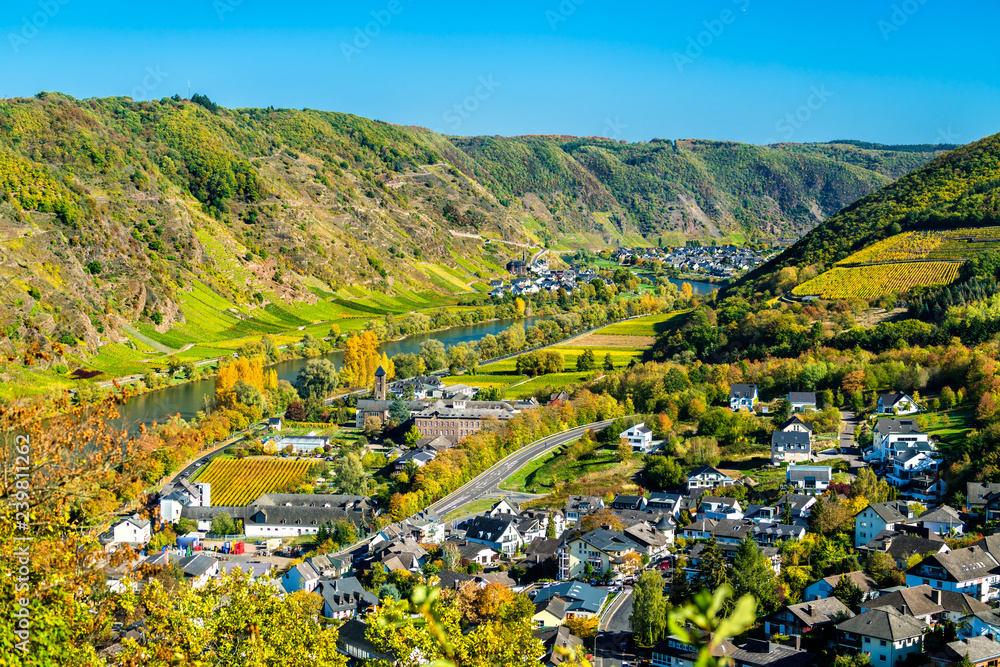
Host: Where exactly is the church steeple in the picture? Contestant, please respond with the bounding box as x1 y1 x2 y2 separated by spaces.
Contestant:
374 365 387 401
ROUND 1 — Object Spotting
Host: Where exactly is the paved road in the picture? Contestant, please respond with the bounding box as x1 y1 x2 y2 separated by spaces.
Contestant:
429 419 615 516
596 590 633 667
815 410 865 473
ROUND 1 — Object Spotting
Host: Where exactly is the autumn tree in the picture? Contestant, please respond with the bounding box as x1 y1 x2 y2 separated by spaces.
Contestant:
342 331 380 388
580 508 625 532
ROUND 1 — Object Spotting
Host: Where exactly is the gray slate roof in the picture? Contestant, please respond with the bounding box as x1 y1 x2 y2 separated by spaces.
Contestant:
837 607 926 641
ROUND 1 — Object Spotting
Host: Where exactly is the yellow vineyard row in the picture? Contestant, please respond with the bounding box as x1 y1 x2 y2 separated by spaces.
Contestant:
793 262 961 300
196 458 313 506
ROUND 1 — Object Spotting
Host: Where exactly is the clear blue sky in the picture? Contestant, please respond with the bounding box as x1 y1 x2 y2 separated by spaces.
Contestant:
4 0 998 144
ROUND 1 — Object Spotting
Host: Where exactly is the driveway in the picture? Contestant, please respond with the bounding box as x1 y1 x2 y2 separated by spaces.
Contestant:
814 410 866 473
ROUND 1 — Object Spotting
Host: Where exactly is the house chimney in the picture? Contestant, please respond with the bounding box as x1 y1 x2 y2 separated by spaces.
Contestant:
793 635 801 651
932 589 942 605
807 603 814 616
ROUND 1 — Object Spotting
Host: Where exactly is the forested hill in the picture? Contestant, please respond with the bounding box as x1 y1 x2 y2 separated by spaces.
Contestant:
0 93 948 356
729 130 1000 297
443 136 947 239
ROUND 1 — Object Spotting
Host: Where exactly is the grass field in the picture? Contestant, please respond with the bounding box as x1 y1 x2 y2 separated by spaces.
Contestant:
500 439 628 494
191 457 314 506
591 312 685 337
920 406 976 455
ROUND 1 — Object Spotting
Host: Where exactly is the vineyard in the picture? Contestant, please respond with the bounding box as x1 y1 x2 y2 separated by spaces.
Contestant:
793 262 961 299
192 458 314 506
836 227 1000 266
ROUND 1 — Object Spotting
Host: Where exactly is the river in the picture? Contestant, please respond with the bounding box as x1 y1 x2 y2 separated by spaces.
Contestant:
667 278 718 295
114 316 541 427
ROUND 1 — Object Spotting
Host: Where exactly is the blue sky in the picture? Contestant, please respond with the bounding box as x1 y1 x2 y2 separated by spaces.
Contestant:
3 0 998 144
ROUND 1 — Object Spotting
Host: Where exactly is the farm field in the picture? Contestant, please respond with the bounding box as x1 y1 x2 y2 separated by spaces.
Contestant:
191 458 314 506
793 262 961 299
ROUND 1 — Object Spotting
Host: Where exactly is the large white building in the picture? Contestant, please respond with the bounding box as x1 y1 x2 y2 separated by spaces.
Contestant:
621 423 654 453
867 418 933 463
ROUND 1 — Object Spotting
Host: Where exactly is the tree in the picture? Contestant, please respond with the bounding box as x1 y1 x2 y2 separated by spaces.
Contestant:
404 426 422 447
564 616 598 640
388 399 410 427
441 542 461 571
730 537 778 616
630 570 668 647
833 654 872 667
363 415 383 437
211 512 237 536
341 331 380 388
378 583 401 601
615 442 633 463
392 352 426 380
940 386 956 410
576 349 596 372
233 379 269 415
694 539 729 591
183 360 198 379
831 574 863 610
604 353 615 371
285 400 306 422
865 551 903 587
581 508 625 532
294 358 339 399
333 453 368 495
420 339 447 372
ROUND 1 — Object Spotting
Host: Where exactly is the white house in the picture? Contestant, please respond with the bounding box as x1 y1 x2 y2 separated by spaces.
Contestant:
786 392 817 412
855 501 915 548
463 515 524 556
786 466 830 495
177 554 220 589
780 416 813 435
771 431 811 465
621 423 655 453
282 561 321 593
868 418 932 463
729 384 758 411
160 479 212 524
918 506 965 536
488 498 520 517
837 607 926 665
99 514 151 550
687 465 735 493
878 392 919 415
888 450 941 488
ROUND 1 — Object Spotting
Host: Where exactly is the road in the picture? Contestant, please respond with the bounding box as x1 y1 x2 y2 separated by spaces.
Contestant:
429 419 615 516
815 410 866 474
596 589 633 667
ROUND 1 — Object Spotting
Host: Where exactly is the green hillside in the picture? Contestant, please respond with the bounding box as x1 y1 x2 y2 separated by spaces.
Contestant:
731 131 1000 298
0 92 951 381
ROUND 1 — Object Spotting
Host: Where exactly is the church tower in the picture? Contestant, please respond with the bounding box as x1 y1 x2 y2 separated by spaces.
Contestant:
374 365 387 401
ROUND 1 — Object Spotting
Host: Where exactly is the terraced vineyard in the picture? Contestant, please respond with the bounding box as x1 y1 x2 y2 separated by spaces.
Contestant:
793 262 961 299
836 227 1000 265
192 457 313 506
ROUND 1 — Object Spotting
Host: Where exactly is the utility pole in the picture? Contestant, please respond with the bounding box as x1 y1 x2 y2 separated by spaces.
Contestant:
187 81 191 99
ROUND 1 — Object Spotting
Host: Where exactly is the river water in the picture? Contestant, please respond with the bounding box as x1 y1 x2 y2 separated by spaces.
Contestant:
115 316 540 426
114 278 717 427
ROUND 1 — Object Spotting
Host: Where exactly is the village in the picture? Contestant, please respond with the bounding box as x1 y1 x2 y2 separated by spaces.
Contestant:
611 244 775 279
90 359 1000 667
